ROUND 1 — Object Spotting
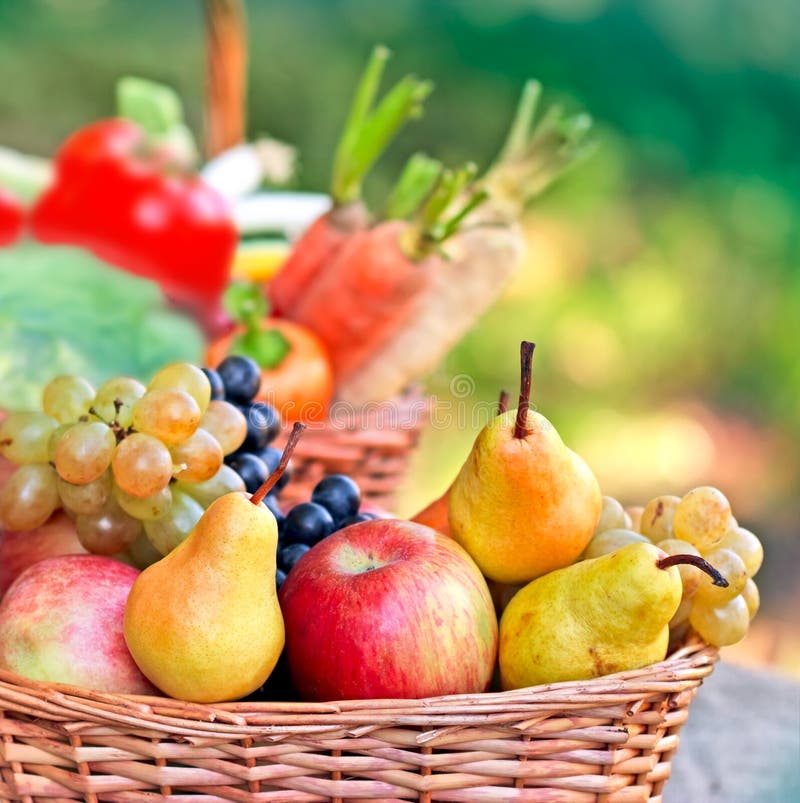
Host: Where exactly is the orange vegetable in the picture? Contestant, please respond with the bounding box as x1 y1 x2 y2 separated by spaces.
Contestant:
207 288 334 423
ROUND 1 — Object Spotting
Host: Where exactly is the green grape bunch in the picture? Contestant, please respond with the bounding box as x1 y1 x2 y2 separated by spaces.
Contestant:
583 487 764 649
0 363 248 565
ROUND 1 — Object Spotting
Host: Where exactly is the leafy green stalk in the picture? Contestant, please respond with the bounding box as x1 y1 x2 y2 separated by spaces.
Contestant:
330 46 433 205
400 162 489 261
382 152 443 220
483 79 595 213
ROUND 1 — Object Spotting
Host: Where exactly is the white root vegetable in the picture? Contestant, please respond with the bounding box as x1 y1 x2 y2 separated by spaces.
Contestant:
336 80 593 405
336 215 525 405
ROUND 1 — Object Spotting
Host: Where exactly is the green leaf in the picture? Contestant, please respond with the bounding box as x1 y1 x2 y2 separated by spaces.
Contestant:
232 328 291 370
116 76 184 135
0 242 205 411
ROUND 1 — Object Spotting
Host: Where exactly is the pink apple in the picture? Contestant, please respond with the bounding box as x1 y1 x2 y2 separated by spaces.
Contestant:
0 512 88 599
279 519 498 701
0 454 14 490
0 554 158 694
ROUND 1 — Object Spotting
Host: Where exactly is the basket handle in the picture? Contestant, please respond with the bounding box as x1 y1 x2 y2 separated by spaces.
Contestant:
203 0 248 157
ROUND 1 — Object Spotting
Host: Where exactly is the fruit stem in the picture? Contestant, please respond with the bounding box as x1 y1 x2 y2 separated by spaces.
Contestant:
657 554 729 587
250 422 306 506
513 341 536 439
497 389 509 415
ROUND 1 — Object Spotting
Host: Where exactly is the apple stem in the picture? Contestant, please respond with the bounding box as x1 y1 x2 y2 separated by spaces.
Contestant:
657 554 729 587
513 341 536 439
497 389 509 415
250 422 306 506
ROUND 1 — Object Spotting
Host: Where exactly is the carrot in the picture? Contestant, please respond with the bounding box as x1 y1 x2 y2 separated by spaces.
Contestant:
337 81 593 405
267 46 432 315
285 165 487 382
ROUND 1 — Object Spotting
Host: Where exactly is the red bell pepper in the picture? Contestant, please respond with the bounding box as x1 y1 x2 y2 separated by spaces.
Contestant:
0 187 25 246
29 118 237 320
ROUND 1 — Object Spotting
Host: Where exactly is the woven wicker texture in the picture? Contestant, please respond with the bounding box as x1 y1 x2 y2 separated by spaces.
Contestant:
273 390 429 511
0 642 717 802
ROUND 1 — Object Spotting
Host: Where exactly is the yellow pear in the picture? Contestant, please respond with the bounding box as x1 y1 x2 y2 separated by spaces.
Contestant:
123 424 304 703
499 542 728 689
448 342 602 584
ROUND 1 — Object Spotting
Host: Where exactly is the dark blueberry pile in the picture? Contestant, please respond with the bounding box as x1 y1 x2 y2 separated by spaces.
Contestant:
275 474 378 588
202 355 289 501
203 355 378 589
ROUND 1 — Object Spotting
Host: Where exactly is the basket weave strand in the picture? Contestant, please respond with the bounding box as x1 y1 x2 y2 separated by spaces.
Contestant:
0 642 718 802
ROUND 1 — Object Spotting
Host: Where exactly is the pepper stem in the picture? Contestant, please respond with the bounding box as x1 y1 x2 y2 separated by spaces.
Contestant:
513 341 536 439
657 554 729 587
250 422 305 506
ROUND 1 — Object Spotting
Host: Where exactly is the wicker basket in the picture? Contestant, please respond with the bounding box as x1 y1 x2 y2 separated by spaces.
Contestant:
0 641 718 802
271 389 430 511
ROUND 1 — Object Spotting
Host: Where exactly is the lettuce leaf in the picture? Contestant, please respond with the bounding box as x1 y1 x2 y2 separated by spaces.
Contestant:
0 242 205 411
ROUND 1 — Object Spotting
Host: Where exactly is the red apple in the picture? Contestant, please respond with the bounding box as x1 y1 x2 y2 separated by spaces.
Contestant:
0 512 88 599
0 554 158 694
279 519 498 701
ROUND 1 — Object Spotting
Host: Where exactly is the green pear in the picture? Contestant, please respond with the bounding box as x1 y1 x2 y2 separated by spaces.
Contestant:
123 424 304 703
448 342 602 584
499 541 728 689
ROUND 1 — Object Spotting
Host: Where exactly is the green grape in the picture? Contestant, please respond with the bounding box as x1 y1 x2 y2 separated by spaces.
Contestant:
719 524 763 578
144 488 204 555
53 421 116 484
112 432 174 498
112 483 172 521
148 362 211 413
640 494 681 542
624 505 644 533
42 375 95 423
673 486 732 552
91 376 147 427
75 495 142 556
175 463 246 507
669 598 693 628
47 423 72 462
199 400 247 455
0 412 58 465
582 528 649 559
655 538 704 600
594 496 627 534
132 389 201 445
57 470 112 515
127 531 164 570
741 578 760 619
689 595 750 647
693 547 747 606
0 463 60 530
170 428 223 483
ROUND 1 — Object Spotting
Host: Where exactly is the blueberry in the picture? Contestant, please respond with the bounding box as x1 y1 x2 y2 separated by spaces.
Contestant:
256 445 292 490
275 567 287 590
226 452 269 494
236 402 281 452
311 475 361 525
283 502 335 546
217 355 261 404
278 542 311 573
201 367 226 401
263 492 285 528
337 512 374 529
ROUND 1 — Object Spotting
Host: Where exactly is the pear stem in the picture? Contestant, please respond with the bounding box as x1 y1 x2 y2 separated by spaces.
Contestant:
513 341 536 439
250 422 306 506
497 389 509 416
657 554 729 587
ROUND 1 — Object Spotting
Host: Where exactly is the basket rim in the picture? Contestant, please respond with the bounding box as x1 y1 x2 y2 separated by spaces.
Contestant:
0 640 719 727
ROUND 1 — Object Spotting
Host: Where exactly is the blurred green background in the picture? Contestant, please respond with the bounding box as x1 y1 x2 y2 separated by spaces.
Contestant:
1 0 797 672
